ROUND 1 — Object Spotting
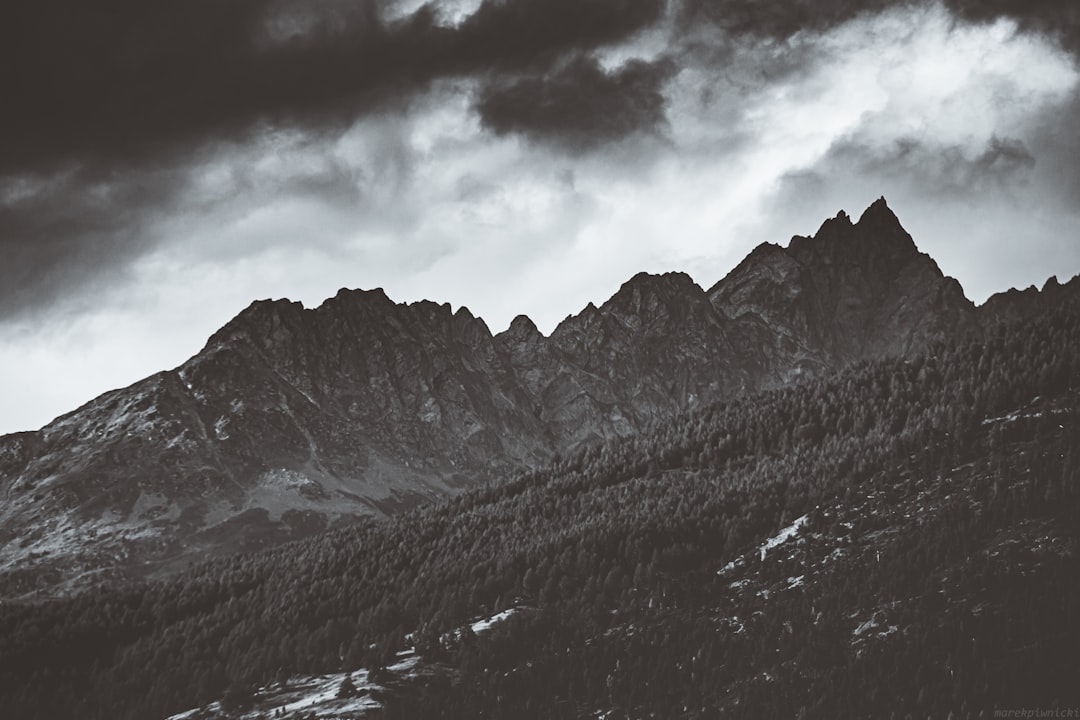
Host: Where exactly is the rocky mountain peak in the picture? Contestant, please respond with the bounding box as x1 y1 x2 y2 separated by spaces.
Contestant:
326 286 393 307
857 195 893 223
824 208 853 231
788 196 917 266
978 272 1080 326
602 271 707 318
708 197 975 372
452 305 494 347
744 241 785 260
201 297 307 354
499 314 543 342
0 197 1028 599
618 270 699 291
854 195 918 256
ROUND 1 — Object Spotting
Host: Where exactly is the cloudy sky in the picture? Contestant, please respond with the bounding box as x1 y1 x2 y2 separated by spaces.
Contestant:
2 0 1079 435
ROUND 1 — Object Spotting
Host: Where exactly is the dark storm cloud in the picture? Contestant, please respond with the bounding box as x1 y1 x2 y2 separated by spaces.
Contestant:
944 0 1080 53
0 0 664 319
0 0 665 176
476 56 676 151
457 0 666 68
1 0 1073 177
0 137 395 321
1030 91 1080 206
776 135 1038 205
1 0 1077 324
677 0 895 39
0 165 191 318
678 0 1080 55
859 136 1036 196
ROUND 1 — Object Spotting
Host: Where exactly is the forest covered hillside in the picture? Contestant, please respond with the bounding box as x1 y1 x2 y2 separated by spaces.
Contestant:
1 276 1077 719
0 198 1000 600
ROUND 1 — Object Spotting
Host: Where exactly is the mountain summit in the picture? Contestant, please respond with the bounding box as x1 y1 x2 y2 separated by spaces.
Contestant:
0 198 1072 597
708 196 974 383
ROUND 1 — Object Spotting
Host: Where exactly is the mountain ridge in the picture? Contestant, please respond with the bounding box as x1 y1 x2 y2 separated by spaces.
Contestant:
3 289 1075 720
1 197 1077 598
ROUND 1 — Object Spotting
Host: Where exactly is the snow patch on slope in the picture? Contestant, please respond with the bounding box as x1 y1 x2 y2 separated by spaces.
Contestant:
166 653 421 720
471 607 518 634
760 514 808 561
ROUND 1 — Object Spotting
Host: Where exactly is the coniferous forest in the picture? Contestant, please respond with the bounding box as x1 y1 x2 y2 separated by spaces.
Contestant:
1 304 1079 719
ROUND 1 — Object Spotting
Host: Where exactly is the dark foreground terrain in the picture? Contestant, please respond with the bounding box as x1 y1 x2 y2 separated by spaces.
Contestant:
1 272 1078 719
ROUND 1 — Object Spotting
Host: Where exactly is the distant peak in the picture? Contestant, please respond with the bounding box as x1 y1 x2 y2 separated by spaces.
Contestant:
747 241 784 257
498 313 544 343
204 296 305 350
804 212 852 246
233 297 305 323
786 195 920 263
330 287 391 304
855 196 898 227
508 314 540 335
617 270 700 295
623 270 662 288
250 297 303 311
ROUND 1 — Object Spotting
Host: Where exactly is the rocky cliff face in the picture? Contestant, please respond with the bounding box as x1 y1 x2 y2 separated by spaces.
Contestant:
708 198 976 386
0 198 1038 597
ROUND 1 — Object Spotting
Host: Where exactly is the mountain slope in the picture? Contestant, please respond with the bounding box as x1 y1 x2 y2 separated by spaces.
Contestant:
1 290 1076 720
0 198 1057 597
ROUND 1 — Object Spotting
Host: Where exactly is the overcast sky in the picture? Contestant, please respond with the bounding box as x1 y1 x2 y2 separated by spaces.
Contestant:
2 0 1079 435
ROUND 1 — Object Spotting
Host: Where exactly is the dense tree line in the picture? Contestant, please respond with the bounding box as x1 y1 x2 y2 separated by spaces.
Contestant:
0 307 1078 718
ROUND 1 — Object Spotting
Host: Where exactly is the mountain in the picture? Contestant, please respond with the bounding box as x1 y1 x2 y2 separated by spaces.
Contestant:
0 197 1066 598
978 273 1080 326
1 287 1076 719
708 198 976 383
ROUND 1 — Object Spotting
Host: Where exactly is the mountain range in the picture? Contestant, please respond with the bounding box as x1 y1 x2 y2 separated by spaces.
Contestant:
1 197 1076 598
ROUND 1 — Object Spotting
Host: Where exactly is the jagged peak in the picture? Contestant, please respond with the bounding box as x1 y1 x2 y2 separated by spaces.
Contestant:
325 286 393 308
981 272 1080 309
452 306 493 345
551 301 600 337
747 241 785 257
236 297 306 317
495 314 545 345
786 196 919 262
406 298 450 310
203 297 305 348
453 304 492 334
810 208 854 238
613 270 702 299
978 284 1035 307
855 197 920 259
252 296 304 309
706 242 794 297
855 196 900 228
507 314 541 336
